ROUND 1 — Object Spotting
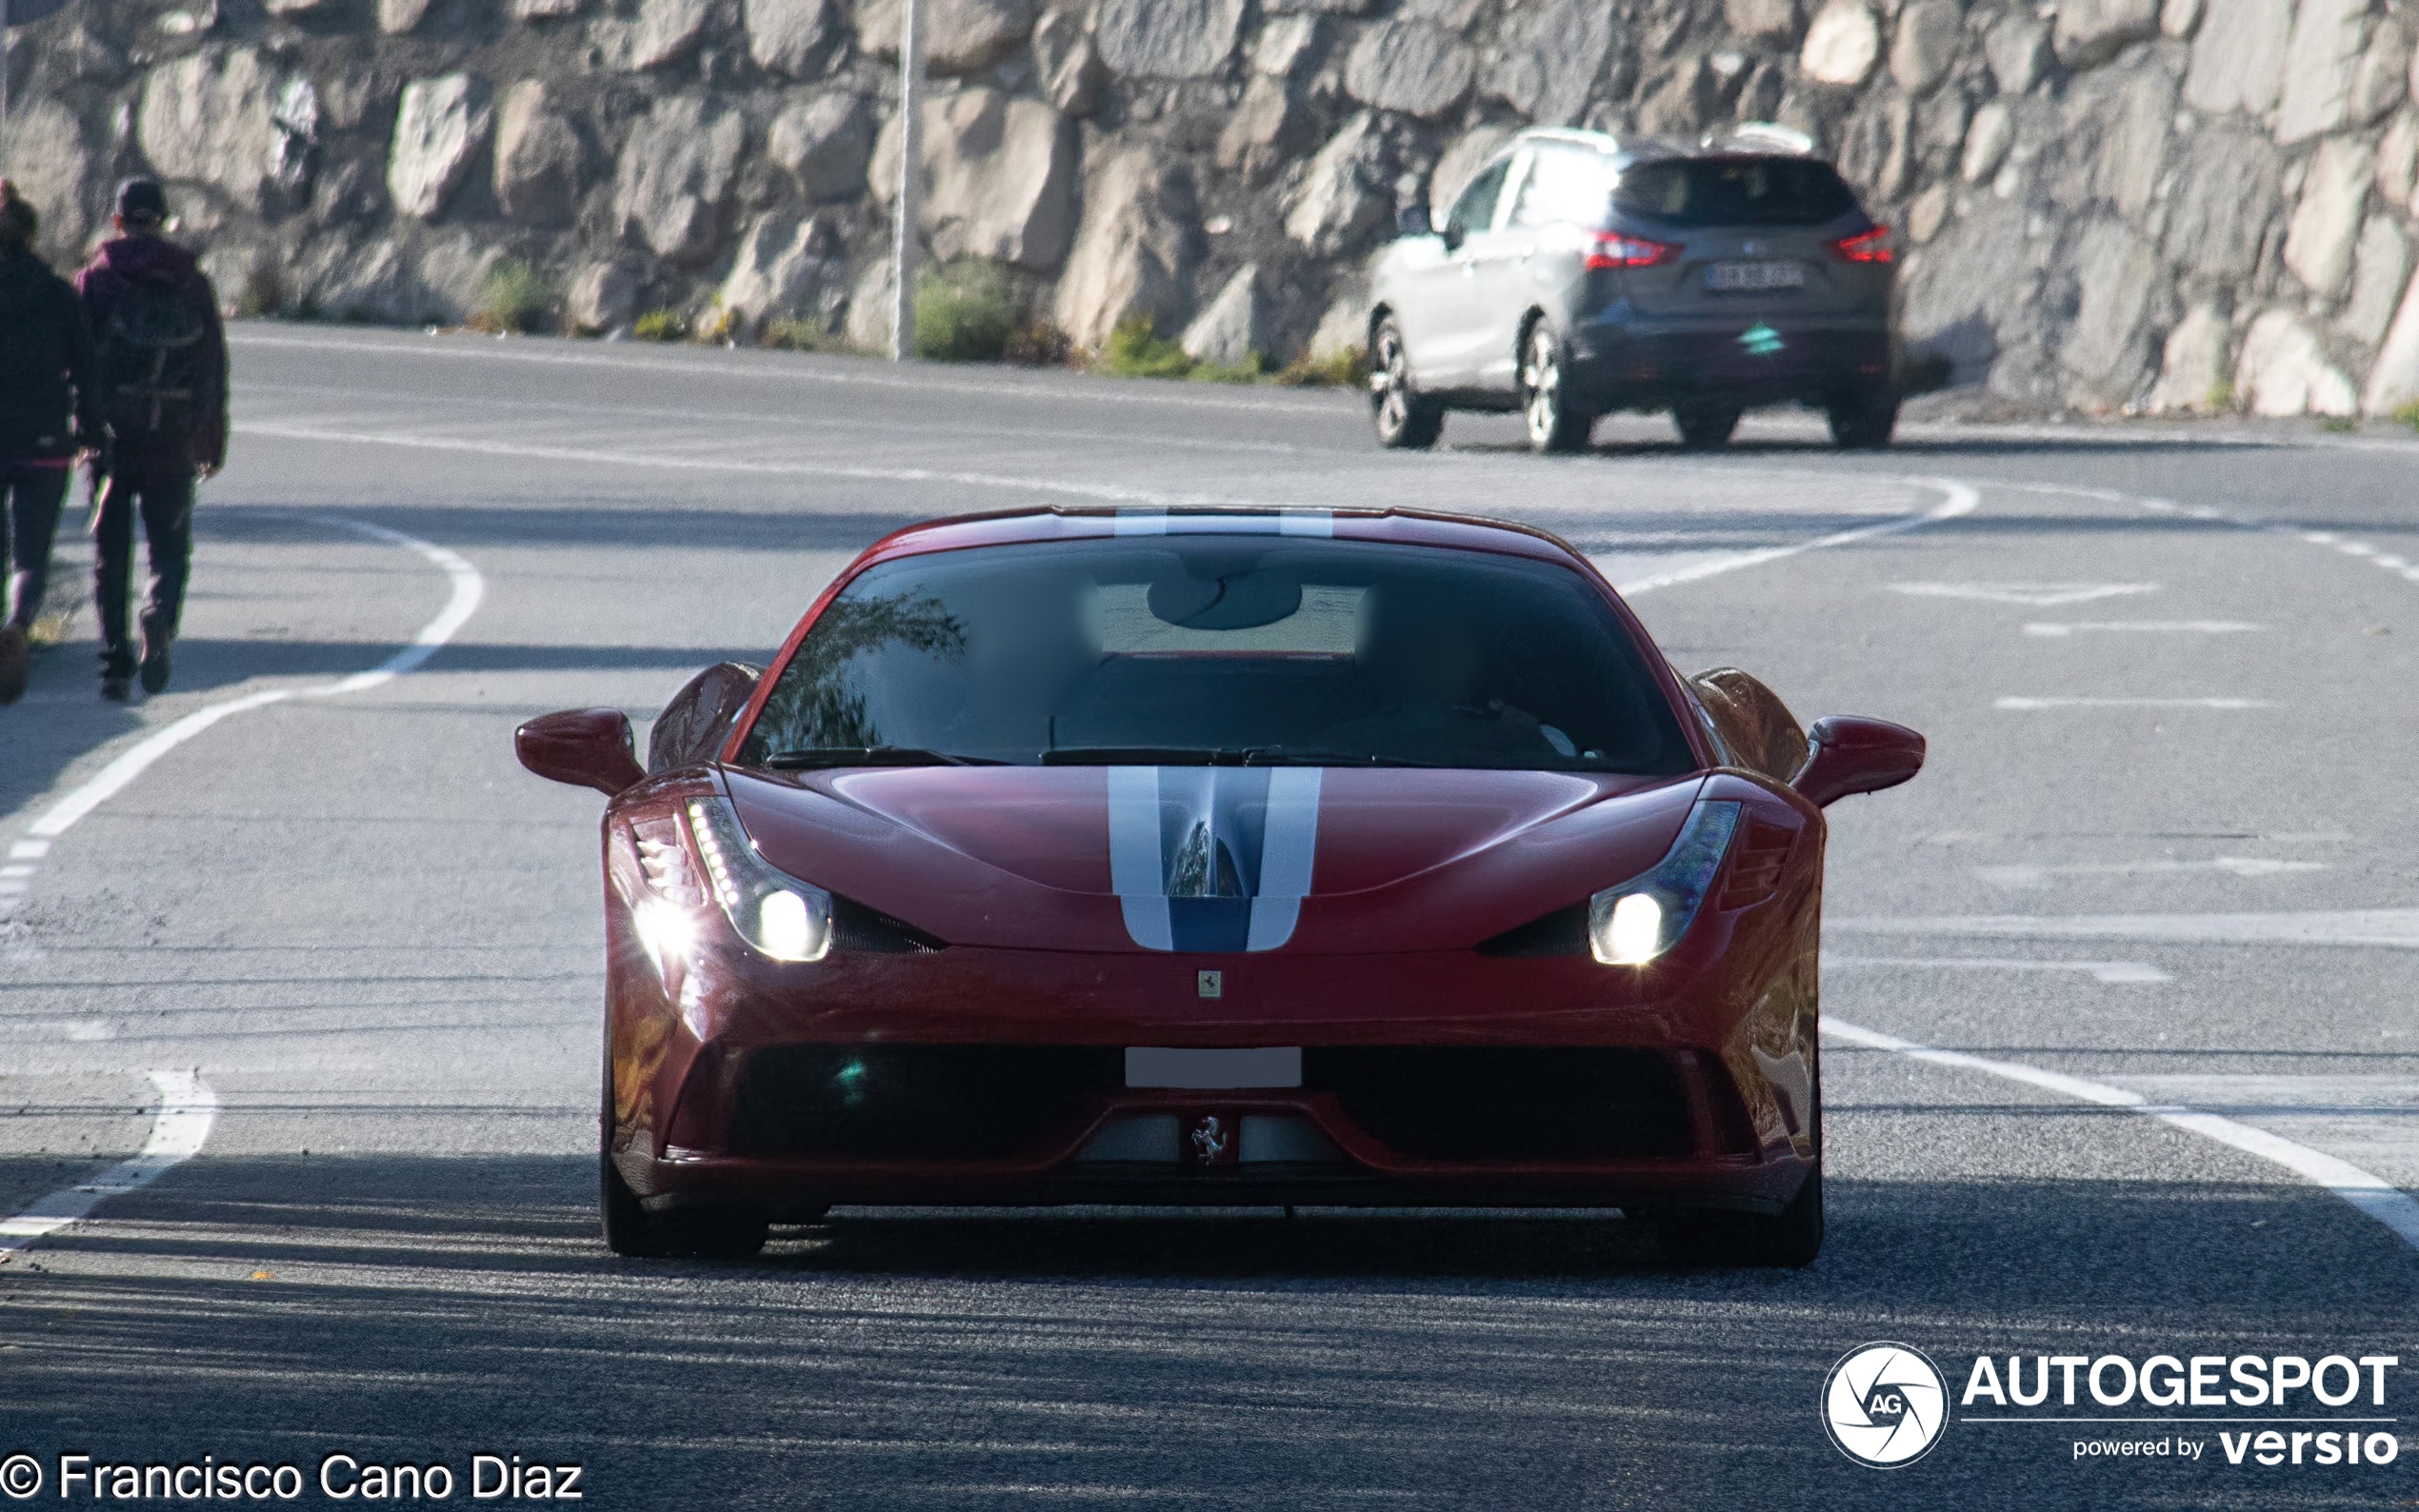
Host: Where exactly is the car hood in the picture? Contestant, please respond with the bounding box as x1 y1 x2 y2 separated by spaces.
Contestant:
727 766 1707 955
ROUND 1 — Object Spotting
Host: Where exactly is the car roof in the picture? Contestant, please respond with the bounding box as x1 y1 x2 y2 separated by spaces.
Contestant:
843 506 1599 575
1503 122 1824 169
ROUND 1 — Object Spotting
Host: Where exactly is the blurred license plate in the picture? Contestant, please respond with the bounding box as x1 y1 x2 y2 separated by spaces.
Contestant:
1708 260 1806 290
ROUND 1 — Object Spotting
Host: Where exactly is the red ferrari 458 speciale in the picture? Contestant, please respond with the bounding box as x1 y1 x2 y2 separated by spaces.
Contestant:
517 506 1924 1265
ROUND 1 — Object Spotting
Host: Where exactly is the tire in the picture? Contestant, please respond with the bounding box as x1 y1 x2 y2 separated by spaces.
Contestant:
1657 1060 1824 1268
1519 321 1593 453
1826 385 1900 449
1369 317 1444 449
600 1050 769 1260
1671 402 1743 450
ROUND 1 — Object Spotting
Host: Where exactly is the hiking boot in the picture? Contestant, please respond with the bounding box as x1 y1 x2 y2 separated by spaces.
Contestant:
138 613 172 695
0 626 27 706
101 673 132 703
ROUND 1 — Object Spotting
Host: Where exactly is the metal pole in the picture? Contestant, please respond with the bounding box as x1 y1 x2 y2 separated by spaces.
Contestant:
889 0 923 362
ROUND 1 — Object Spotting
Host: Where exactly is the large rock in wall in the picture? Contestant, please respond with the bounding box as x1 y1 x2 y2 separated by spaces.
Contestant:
8 0 2419 411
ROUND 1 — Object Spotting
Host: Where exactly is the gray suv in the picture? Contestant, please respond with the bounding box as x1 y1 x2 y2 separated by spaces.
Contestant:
1367 127 1900 453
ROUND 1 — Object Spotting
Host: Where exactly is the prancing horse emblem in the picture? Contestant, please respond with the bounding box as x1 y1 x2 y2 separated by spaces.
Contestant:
1189 1114 1229 1163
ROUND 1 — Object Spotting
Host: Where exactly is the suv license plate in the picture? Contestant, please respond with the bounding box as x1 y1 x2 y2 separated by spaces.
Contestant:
1708 260 1807 291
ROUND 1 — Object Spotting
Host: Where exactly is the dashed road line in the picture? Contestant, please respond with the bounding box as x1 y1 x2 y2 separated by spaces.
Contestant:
1993 696 2273 710
1825 954 2173 984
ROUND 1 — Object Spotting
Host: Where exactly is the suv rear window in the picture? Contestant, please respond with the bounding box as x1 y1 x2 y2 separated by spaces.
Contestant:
1613 156 1859 229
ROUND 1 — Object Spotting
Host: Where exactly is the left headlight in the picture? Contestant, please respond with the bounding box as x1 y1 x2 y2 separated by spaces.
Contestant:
685 796 833 964
1589 801 1741 965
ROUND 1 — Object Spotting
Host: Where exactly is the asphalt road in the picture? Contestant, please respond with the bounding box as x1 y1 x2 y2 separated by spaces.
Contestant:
3 326 2417 1509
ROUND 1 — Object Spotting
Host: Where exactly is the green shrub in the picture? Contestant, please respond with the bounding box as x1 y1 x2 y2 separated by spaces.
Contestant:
2390 398 2419 432
1003 319 1074 367
1098 315 1195 378
1189 353 1269 384
764 316 843 352
633 308 690 343
2320 413 2361 433
471 258 552 334
2205 380 2237 413
912 259 1020 361
1276 346 1365 388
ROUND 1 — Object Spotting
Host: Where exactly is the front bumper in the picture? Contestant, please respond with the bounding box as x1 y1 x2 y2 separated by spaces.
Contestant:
606 903 1823 1220
1565 312 1894 412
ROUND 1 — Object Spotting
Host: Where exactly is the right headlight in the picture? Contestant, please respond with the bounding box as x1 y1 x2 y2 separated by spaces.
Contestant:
1589 801 1741 965
684 796 833 964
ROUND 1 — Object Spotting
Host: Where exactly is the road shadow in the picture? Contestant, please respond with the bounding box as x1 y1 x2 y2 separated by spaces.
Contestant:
0 1155 2408 1510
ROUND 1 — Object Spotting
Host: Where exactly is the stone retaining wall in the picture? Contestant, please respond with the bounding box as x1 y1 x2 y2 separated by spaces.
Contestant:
7 0 2419 413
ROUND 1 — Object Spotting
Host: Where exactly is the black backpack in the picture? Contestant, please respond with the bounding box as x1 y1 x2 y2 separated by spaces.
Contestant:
96 277 211 447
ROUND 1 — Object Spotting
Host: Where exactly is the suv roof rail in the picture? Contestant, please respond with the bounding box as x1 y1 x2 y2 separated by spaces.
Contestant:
1514 127 1625 153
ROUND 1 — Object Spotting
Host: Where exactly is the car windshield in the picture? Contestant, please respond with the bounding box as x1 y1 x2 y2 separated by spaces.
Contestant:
1613 156 1859 229
737 533 1693 773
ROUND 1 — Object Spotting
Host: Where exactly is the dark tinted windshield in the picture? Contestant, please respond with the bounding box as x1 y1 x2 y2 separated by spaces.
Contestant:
739 534 1692 773
1614 156 1859 229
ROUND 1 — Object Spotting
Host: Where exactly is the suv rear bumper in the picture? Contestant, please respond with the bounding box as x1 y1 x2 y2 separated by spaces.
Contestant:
1566 315 1893 411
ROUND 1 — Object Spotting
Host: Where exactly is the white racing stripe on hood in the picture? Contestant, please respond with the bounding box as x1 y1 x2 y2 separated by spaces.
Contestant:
1106 765 1324 952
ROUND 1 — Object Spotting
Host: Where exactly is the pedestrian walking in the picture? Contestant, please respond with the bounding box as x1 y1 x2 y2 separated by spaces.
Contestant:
0 180 97 706
76 177 227 701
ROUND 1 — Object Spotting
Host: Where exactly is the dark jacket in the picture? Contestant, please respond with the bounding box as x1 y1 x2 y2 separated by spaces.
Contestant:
75 233 229 472
0 247 98 465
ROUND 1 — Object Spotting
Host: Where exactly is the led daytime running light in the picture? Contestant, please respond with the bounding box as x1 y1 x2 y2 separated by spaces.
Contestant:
684 797 834 964
1589 801 1742 965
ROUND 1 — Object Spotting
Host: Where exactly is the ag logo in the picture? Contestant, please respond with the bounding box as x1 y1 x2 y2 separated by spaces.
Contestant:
1822 1343 1948 1468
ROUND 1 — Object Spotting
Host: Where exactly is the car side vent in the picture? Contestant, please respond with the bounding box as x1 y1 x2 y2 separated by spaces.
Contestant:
1474 901 1589 957
1716 818 1794 910
832 895 949 953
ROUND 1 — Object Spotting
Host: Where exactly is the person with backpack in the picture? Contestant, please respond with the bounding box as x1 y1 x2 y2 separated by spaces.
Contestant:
0 180 97 706
77 178 227 701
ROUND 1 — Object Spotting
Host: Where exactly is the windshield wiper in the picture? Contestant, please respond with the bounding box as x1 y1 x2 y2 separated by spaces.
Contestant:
763 746 1002 769
1039 746 1444 767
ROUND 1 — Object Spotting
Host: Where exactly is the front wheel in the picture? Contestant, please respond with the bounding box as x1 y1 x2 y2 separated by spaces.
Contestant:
1519 321 1593 453
1369 318 1444 449
601 1050 768 1259
1827 384 1899 448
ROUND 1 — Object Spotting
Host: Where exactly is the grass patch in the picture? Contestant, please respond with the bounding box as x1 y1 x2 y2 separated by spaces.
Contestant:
912 259 1021 362
2205 380 2236 413
2320 413 2361 433
470 259 553 334
1097 316 1195 379
1189 353 1271 384
1275 346 1365 388
632 308 690 343
2389 398 2419 432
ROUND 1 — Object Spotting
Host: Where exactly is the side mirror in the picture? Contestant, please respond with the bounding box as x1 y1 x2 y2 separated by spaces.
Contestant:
516 707 646 795
1397 204 1432 238
649 661 762 773
1440 217 1465 252
1790 716 1925 807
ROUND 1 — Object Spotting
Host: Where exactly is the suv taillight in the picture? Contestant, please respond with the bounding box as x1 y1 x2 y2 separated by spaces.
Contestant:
1831 226 1894 263
1586 233 1681 269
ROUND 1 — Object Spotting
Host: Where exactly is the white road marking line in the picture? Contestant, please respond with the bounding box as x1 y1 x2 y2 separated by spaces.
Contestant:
1616 478 1979 595
1826 954 2172 984
15 517 482 847
1889 581 2159 607
1824 1019 2419 1252
1973 857 2327 886
235 420 1324 508
1829 908 2419 948
7 841 46 861
2022 620 2262 637
1993 696 2273 709
0 1070 218 1257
